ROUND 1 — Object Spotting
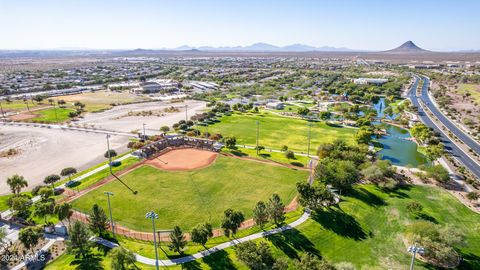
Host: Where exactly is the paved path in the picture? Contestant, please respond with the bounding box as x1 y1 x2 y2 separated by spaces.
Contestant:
0 121 137 138
408 76 480 180
92 209 311 267
0 153 133 218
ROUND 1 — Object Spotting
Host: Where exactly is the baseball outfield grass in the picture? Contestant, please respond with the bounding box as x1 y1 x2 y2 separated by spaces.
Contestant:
28 107 76 123
199 111 357 153
72 155 308 231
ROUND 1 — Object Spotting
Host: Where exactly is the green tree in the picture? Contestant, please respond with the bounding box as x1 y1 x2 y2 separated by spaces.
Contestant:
34 200 55 223
466 192 479 201
316 158 359 191
6 174 28 195
55 203 73 226
104 149 118 159
406 201 423 216
224 136 237 149
296 182 334 211
88 204 109 236
354 126 374 145
67 221 92 258
221 208 245 237
44 174 61 188
61 167 77 181
235 241 275 270
319 111 332 120
160 126 170 133
423 165 450 183
267 194 285 226
253 201 269 229
297 107 310 116
37 186 54 201
295 253 335 270
168 226 186 254
191 223 213 247
10 196 31 218
19 226 42 252
285 150 295 160
109 246 136 270
425 144 444 162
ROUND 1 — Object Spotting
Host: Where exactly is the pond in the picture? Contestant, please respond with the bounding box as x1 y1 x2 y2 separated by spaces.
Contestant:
375 123 428 167
373 98 427 167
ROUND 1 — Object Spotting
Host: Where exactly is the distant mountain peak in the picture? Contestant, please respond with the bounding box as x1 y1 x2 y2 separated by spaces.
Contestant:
383 41 430 53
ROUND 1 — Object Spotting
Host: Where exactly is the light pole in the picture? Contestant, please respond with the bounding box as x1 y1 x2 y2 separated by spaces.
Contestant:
407 243 425 270
185 104 188 121
143 123 147 140
146 211 160 270
104 191 115 237
0 100 5 118
307 123 313 157
106 134 113 174
256 120 259 155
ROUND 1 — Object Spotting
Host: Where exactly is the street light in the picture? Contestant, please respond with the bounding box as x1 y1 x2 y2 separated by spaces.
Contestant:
256 120 259 155
146 211 159 270
104 191 115 237
307 123 313 157
106 134 113 174
142 123 147 140
407 243 425 270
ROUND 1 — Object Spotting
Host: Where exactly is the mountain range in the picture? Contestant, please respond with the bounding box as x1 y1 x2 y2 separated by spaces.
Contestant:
172 42 352 52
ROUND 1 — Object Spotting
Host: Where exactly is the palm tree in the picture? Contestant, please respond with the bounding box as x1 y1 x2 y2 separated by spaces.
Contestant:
6 174 28 195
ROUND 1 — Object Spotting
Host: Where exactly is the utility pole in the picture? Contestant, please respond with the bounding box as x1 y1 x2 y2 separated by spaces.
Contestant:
106 134 113 174
407 243 425 270
104 191 115 237
0 100 4 118
256 120 259 155
146 211 160 270
307 123 313 157
143 123 147 140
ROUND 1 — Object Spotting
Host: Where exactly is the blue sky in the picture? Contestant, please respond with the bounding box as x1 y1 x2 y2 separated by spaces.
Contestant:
0 0 479 51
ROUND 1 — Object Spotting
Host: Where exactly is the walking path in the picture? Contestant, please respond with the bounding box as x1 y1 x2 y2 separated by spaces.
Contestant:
91 209 311 267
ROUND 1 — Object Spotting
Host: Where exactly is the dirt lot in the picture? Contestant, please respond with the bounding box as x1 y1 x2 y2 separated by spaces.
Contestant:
146 148 218 171
74 99 206 135
0 125 129 195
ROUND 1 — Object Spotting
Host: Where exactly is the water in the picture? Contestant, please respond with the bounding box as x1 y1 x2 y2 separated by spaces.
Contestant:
372 98 427 167
375 123 428 167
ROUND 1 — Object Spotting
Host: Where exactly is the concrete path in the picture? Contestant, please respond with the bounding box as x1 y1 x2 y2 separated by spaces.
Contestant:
0 153 133 218
92 209 311 267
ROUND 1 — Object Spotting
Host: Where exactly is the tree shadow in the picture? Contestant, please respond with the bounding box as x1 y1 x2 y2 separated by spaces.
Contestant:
201 250 235 270
230 150 247 157
182 260 202 270
415 213 438 224
381 184 411 199
290 161 304 167
345 187 386 207
311 209 367 241
70 253 103 270
457 252 480 270
265 228 319 259
259 153 271 158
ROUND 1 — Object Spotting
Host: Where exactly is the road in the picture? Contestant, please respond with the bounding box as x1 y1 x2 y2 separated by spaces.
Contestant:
407 76 480 179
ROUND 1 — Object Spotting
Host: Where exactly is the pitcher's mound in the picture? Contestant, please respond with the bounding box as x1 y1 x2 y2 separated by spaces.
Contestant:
145 148 218 171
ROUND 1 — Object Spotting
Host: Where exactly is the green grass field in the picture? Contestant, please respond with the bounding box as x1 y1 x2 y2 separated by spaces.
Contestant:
222 147 310 167
28 107 76 123
50 184 480 269
72 155 308 231
0 100 48 112
457 84 480 103
200 111 356 153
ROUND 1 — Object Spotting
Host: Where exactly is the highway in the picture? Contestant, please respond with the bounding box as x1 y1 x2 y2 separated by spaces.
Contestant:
407 76 480 180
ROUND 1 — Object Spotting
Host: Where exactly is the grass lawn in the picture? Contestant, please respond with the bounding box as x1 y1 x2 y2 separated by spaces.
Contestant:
58 90 151 113
0 194 14 211
456 84 480 103
222 147 310 167
176 184 480 269
72 155 308 231
199 111 356 153
50 184 480 269
28 107 76 123
0 100 47 112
